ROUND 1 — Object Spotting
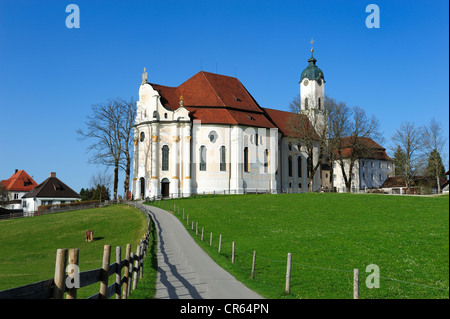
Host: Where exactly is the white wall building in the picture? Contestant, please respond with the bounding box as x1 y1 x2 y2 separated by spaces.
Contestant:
332 138 394 192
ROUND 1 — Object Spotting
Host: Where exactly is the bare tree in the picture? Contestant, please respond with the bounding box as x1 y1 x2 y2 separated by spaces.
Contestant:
90 171 113 202
391 121 423 194
422 118 447 193
329 102 381 192
288 94 328 191
77 98 124 200
119 98 136 200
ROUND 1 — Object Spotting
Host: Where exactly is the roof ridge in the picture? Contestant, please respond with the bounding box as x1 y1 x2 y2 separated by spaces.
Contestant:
200 71 227 107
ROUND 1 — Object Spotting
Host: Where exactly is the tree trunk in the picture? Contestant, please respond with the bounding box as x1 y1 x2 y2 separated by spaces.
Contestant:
113 159 119 200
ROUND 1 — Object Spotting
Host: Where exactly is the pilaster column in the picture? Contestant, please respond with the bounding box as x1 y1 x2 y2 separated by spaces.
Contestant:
150 123 159 197
183 123 192 196
171 125 180 197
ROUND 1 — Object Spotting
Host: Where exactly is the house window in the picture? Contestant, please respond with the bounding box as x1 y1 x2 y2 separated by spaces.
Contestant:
371 174 374 181
288 156 293 177
297 156 302 178
371 162 374 168
264 149 269 173
220 146 226 171
162 145 169 171
379 162 382 169
244 147 249 172
379 174 383 181
200 146 207 171
14 193 19 200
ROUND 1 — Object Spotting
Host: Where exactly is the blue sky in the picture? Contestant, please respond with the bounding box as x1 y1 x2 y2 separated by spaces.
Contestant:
0 0 448 196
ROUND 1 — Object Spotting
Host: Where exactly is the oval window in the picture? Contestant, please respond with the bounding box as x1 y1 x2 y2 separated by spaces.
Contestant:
140 132 145 142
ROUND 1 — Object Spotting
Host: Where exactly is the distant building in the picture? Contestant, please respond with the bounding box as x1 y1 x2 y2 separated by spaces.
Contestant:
22 172 81 214
0 169 38 210
331 137 394 192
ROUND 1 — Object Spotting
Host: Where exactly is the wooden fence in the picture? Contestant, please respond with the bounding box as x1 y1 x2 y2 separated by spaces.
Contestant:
0 206 152 299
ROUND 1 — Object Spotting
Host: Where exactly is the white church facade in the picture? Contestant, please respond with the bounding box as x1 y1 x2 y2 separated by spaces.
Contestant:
131 52 326 199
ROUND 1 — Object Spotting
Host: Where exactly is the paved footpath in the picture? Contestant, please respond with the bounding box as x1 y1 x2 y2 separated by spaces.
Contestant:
139 204 263 299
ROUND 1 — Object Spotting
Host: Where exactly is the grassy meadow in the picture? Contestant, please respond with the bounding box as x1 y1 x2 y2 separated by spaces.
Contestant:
0 204 154 299
149 193 449 299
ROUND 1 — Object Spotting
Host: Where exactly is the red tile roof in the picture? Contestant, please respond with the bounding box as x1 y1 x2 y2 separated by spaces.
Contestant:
334 136 392 161
263 108 318 138
1 170 38 192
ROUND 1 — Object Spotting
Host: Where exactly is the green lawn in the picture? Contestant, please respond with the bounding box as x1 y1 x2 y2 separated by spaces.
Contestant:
149 193 449 299
0 204 154 299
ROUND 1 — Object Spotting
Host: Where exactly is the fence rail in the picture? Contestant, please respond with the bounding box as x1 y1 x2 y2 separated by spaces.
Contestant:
0 204 152 299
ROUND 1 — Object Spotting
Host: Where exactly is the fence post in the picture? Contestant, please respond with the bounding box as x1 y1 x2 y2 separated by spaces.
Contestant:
139 242 144 279
128 252 134 295
99 245 111 299
115 246 121 299
122 244 131 299
251 250 256 279
132 246 141 290
232 241 235 264
285 253 292 294
53 248 67 299
353 269 359 299
66 248 79 299
218 234 222 253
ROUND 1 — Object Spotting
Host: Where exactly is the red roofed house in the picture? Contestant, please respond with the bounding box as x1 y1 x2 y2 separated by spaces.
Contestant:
0 169 38 210
132 50 326 198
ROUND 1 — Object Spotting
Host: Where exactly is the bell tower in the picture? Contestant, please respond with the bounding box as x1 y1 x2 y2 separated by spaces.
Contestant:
300 40 326 132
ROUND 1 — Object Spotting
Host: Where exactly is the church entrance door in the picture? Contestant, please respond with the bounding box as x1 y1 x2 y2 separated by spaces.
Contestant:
140 177 145 199
161 178 170 198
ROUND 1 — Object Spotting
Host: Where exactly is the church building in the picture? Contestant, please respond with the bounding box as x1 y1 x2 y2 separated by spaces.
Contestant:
131 50 325 199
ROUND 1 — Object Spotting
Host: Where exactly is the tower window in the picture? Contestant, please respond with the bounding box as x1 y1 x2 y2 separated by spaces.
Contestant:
305 98 309 109
318 98 321 110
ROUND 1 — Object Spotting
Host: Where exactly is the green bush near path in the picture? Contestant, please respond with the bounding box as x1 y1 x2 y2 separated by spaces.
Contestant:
0 204 155 299
150 193 449 299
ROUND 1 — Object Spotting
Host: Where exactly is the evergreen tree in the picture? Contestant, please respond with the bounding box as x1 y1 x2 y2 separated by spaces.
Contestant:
426 149 445 178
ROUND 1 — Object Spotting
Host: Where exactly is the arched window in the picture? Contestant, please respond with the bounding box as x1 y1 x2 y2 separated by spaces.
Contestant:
244 147 249 172
264 149 269 173
255 133 259 146
297 156 302 178
162 145 169 171
318 97 321 110
288 156 293 177
199 146 206 171
220 146 226 171
305 98 309 109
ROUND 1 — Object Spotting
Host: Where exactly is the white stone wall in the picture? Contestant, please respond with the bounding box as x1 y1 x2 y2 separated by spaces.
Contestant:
332 158 394 192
